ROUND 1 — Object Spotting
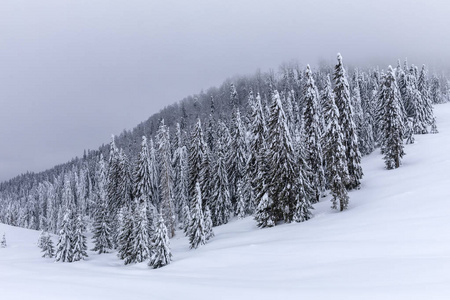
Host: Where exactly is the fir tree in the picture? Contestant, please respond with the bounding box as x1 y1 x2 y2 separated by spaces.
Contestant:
204 205 214 241
72 215 88 262
417 65 436 131
117 206 135 265
182 203 191 236
379 66 405 169
235 180 246 219
172 123 189 226
149 214 172 269
333 53 363 189
131 202 151 263
324 89 350 211
188 119 206 202
303 65 326 203
157 120 176 238
188 182 206 249
210 121 232 226
1 233 6 248
40 233 55 258
92 155 113 254
265 90 299 223
254 193 275 228
55 211 73 262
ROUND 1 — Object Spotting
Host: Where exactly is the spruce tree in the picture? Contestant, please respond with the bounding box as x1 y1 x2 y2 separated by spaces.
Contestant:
236 180 246 219
188 182 206 249
131 202 151 263
265 90 299 223
417 65 436 131
1 234 6 248
210 121 232 226
182 203 191 236
204 205 214 241
72 215 88 262
323 90 350 211
303 65 326 203
157 120 176 238
379 66 405 169
333 53 363 189
172 123 189 226
188 119 206 202
41 233 55 258
92 155 113 254
149 214 172 269
117 206 135 265
55 211 73 262
254 193 276 228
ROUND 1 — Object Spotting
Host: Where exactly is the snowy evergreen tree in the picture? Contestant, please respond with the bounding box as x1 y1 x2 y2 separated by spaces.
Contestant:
1 234 6 248
130 202 151 263
227 107 248 212
133 136 154 209
149 214 172 269
333 53 363 190
182 203 191 236
379 66 405 170
204 205 214 241
117 206 135 265
235 180 246 219
265 90 299 223
417 65 436 131
303 65 326 203
92 154 113 254
40 232 55 258
324 89 350 211
292 175 313 223
210 121 231 226
55 211 73 262
254 193 275 228
157 120 176 238
188 119 206 202
72 214 88 262
172 123 189 226
430 75 442 104
188 182 206 249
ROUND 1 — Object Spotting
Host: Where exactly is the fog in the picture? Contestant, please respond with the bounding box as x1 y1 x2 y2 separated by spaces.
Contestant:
0 0 449 181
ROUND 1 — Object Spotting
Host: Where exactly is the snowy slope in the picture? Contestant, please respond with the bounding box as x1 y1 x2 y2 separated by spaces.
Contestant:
2 104 450 300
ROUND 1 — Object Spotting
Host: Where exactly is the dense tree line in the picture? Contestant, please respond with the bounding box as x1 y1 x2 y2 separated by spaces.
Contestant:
0 54 446 267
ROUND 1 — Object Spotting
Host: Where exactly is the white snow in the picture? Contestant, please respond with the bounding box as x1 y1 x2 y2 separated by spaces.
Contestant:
2 104 450 299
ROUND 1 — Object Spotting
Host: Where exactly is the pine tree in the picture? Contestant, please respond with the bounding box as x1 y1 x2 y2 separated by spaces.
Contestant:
248 92 268 210
72 215 88 262
333 53 363 189
235 180 246 219
379 66 405 170
172 123 189 226
188 119 206 201
323 90 350 211
417 65 436 131
292 176 313 223
149 214 172 269
254 193 275 228
210 121 232 226
92 155 113 254
227 107 248 212
181 203 191 236
1 234 6 248
133 136 154 209
265 90 299 223
188 182 206 249
157 120 176 238
303 65 326 203
117 206 135 264
204 205 214 241
131 202 151 263
40 233 55 258
55 211 73 262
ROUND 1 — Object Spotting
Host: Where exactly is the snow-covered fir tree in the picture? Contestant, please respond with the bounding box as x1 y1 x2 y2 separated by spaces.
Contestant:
149 213 172 269
323 90 350 211
55 211 73 262
117 206 135 264
40 232 55 258
182 203 191 236
264 90 301 223
303 65 326 203
417 65 436 132
72 214 88 262
1 233 6 248
188 181 206 249
254 193 275 228
92 154 113 254
204 205 214 241
379 66 405 169
157 120 176 238
333 53 363 190
130 202 151 263
172 123 189 226
188 119 206 202
210 121 231 226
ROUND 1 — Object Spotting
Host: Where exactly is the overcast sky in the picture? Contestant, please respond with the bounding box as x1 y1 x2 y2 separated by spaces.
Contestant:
1 0 449 181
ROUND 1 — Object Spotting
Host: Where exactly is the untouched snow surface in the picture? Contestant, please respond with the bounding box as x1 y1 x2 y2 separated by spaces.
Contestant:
2 104 450 299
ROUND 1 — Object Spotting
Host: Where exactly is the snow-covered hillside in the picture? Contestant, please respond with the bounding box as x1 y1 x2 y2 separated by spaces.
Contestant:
2 104 450 300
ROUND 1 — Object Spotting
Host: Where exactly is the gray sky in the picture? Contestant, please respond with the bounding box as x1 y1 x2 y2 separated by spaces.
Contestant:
1 0 449 181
